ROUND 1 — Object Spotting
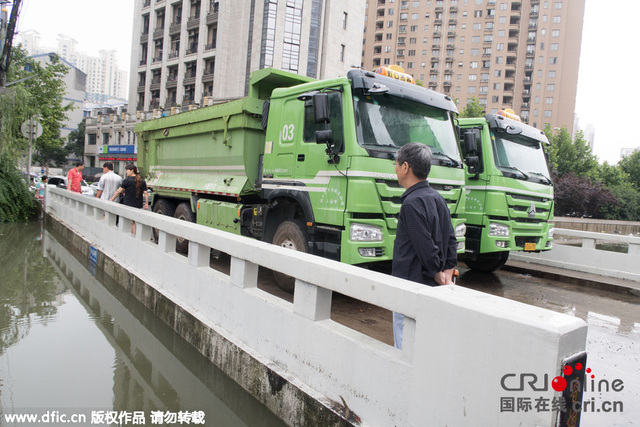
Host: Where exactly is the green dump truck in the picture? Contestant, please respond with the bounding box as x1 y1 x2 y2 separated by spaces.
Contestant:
137 68 467 290
457 112 554 272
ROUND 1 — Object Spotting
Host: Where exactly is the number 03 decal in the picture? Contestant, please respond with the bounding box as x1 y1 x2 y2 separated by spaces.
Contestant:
281 124 295 141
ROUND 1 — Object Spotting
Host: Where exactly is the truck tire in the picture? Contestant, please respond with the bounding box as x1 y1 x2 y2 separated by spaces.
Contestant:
174 202 196 254
272 221 308 293
152 199 176 243
464 251 509 273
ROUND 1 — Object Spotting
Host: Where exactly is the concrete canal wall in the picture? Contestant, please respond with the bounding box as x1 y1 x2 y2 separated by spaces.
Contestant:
45 187 587 427
553 217 640 235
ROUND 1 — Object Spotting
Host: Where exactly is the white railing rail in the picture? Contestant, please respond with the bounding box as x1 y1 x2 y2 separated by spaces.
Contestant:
45 187 587 427
511 228 640 281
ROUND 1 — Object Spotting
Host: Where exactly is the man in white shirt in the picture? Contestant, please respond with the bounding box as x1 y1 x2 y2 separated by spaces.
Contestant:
96 162 123 201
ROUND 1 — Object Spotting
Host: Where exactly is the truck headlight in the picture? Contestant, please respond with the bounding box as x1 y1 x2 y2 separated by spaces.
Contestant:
350 223 383 241
548 227 555 239
489 223 510 237
455 223 467 237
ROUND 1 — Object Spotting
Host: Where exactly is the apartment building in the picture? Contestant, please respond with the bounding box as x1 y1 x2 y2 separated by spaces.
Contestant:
17 33 129 103
129 0 366 112
362 0 584 133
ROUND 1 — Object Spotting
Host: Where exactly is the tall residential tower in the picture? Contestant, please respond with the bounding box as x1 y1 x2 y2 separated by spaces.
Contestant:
362 0 584 132
129 0 366 112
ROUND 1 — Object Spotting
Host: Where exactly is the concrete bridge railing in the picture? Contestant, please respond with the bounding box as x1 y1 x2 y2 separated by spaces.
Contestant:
511 228 640 282
45 186 587 427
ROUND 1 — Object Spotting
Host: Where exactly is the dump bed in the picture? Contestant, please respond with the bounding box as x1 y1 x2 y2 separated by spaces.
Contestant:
136 68 314 198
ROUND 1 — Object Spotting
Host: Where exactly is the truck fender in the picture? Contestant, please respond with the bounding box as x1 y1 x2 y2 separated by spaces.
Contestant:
262 189 315 243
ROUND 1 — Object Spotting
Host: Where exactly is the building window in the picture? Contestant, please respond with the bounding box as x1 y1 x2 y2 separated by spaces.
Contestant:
469 74 477 81
553 15 561 23
547 84 555 91
554 2 562 9
343 12 348 29
551 43 559 50
282 0 303 72
261 0 277 68
545 97 554 104
340 44 345 62
544 110 552 117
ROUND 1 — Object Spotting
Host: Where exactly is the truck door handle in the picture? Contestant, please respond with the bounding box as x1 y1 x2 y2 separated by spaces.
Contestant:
297 154 305 161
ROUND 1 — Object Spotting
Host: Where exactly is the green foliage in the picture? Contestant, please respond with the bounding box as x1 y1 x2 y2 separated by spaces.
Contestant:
66 118 85 158
599 184 640 221
619 149 640 190
546 125 598 178
0 159 39 223
593 161 631 188
459 97 485 118
6 46 73 168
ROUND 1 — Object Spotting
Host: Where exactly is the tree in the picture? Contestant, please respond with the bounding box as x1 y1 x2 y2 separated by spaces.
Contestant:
459 96 485 118
66 119 85 158
546 125 597 178
619 149 640 190
7 46 73 168
593 161 630 188
554 173 619 218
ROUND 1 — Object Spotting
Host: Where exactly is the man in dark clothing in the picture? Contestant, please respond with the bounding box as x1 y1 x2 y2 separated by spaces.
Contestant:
392 142 458 349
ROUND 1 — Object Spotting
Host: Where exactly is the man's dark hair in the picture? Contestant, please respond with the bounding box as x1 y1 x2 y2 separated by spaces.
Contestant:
75 161 84 167
396 142 433 179
103 162 114 171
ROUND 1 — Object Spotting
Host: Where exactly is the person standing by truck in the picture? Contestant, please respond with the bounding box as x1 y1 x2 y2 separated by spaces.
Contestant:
110 164 149 234
67 162 84 193
96 162 122 201
392 143 458 349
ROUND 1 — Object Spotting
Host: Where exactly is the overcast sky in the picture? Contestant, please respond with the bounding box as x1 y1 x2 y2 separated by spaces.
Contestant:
13 0 640 164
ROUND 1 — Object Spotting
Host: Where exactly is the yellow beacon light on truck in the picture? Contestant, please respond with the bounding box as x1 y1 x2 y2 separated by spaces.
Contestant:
374 65 415 85
497 108 521 122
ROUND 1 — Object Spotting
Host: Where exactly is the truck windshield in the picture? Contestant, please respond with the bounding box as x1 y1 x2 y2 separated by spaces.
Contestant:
492 133 551 184
353 94 461 164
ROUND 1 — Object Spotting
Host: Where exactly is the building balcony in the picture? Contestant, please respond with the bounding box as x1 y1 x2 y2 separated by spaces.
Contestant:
152 55 163 63
530 10 539 17
205 43 216 51
206 12 218 24
168 50 180 60
169 23 181 35
150 77 162 90
142 0 151 8
187 15 200 30
166 75 178 88
202 72 214 83
139 58 148 67
183 72 197 85
153 27 165 40
137 83 146 93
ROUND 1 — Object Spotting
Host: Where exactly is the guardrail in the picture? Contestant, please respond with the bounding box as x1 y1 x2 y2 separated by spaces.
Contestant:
511 228 640 282
45 187 586 427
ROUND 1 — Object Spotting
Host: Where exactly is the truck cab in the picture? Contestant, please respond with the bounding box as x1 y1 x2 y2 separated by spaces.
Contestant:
260 68 467 269
457 113 554 272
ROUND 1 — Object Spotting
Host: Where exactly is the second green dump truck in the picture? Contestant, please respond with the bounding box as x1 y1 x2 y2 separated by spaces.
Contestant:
136 67 468 290
457 112 554 272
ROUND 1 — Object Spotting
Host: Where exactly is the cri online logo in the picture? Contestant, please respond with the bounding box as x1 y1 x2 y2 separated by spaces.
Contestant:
552 363 587 392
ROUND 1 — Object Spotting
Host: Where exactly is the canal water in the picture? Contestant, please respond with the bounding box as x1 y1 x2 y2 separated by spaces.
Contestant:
0 221 286 427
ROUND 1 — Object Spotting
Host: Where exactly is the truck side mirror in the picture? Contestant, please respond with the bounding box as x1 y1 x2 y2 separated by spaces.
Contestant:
316 129 333 145
313 93 330 124
465 155 480 179
463 131 477 154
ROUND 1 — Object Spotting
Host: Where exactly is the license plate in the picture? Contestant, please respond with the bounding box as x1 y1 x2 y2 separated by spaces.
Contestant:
524 242 536 251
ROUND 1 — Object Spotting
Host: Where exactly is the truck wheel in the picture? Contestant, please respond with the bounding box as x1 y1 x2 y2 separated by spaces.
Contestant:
152 199 176 243
174 202 196 254
272 221 308 293
464 252 509 273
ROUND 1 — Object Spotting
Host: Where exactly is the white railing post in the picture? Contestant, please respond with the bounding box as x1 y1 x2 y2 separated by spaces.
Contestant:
188 241 209 268
582 237 596 249
230 257 259 288
293 279 332 321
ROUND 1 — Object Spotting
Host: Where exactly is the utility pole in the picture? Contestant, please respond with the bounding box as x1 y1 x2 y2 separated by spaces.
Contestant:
0 0 22 87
